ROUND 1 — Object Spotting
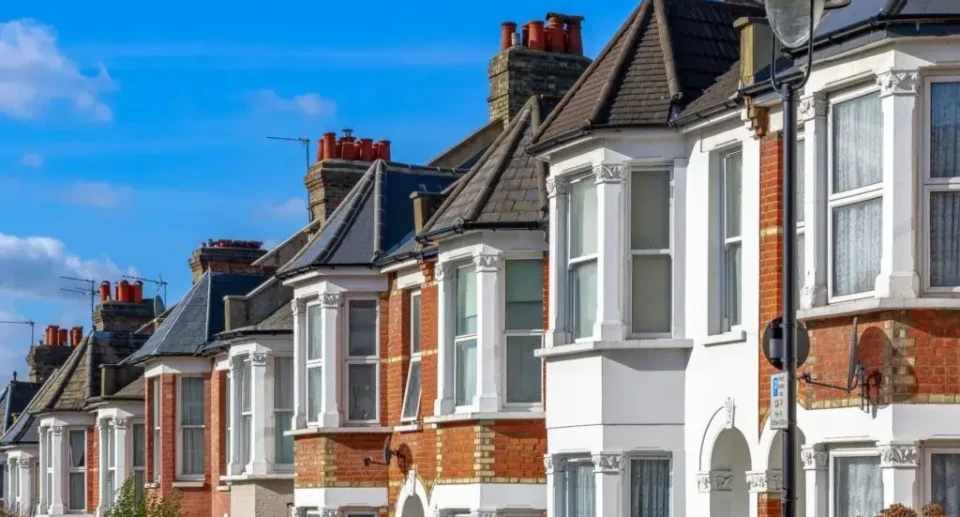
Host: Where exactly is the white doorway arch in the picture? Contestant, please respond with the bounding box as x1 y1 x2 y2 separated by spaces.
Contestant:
396 470 430 517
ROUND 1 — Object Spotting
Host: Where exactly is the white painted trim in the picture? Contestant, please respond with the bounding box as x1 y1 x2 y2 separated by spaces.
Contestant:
395 269 425 290
342 296 381 425
422 412 545 424
143 357 211 378
798 296 960 320
535 338 694 359
294 486 388 508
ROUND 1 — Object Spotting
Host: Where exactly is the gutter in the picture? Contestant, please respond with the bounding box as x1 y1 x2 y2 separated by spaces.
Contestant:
416 220 544 245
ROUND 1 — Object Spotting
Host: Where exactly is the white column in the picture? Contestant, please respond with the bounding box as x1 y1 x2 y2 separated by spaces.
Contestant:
544 455 564 517
593 164 626 341
592 453 623 517
249 351 269 474
876 70 920 298
474 252 502 412
18 457 32 516
879 442 919 509
434 263 455 415
97 419 108 516
228 356 242 475
114 419 129 499
545 176 569 348
37 427 45 512
802 444 828 517
49 426 64 515
291 299 307 430
319 293 341 428
800 92 829 309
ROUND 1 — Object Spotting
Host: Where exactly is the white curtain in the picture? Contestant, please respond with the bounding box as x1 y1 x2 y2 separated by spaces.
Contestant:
833 198 882 296
571 261 597 338
931 191 960 287
571 178 598 258
929 82 960 287
307 367 322 421
455 339 477 406
631 458 670 517
932 454 960 517
835 456 883 517
564 460 595 517
307 305 322 360
833 94 882 193
931 82 960 179
456 268 477 335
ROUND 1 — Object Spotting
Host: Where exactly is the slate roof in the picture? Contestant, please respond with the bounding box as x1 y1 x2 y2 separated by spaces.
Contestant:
123 272 269 364
532 0 762 149
278 161 462 275
0 379 41 434
112 376 145 399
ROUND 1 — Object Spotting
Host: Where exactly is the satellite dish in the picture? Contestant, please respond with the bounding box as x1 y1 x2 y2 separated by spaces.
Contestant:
846 316 861 391
761 316 810 370
153 295 166 316
382 435 393 465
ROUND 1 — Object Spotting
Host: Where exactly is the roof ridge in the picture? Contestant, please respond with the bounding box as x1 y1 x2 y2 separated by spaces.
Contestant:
466 101 535 222
589 0 654 126
654 0 682 100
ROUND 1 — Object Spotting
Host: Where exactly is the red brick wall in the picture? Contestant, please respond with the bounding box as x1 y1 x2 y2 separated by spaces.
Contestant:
758 492 782 517
209 367 228 517
758 132 784 431
87 425 99 511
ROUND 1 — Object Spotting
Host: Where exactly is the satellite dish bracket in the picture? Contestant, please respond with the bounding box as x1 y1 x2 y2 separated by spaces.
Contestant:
798 316 880 410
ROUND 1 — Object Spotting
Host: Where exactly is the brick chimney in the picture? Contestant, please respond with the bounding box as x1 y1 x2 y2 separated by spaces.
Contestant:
94 280 159 332
488 12 592 125
305 128 393 224
26 324 77 383
187 239 268 284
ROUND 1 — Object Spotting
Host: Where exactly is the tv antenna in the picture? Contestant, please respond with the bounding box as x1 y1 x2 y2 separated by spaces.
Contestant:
799 316 877 409
267 136 311 173
0 320 35 347
123 273 168 306
364 435 400 467
60 276 96 327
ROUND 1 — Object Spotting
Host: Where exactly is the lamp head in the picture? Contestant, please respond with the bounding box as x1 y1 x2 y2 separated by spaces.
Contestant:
762 0 848 48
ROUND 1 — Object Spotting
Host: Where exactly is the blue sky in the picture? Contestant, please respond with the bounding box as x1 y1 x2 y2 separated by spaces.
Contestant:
0 0 635 382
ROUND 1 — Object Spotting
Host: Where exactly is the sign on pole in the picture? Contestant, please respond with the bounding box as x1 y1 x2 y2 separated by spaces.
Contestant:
770 372 788 430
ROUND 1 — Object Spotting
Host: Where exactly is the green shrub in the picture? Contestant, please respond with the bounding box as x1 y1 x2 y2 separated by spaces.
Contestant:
107 476 182 517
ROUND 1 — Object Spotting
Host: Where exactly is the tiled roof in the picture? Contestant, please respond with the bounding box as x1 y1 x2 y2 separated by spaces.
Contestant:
123 272 268 364
532 0 761 148
278 161 462 275
112 376 145 399
0 371 65 446
421 95 555 240
0 380 41 434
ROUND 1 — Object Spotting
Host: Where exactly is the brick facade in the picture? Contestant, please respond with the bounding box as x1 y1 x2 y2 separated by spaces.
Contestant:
757 132 784 432
87 425 99 512
487 47 591 125
209 368 229 517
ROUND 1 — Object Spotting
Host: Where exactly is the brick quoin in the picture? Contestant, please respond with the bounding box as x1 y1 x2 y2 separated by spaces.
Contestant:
87 425 99 512
758 132 784 434
209 367 229 517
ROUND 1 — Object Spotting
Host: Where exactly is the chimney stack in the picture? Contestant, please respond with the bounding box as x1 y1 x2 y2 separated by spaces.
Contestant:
735 17 773 88
411 191 445 234
187 239 268 284
27 324 76 383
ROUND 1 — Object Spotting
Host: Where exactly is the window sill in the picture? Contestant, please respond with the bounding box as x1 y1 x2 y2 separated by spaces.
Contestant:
535 338 694 359
216 485 231 492
799 297 960 321
286 425 393 437
702 329 747 347
171 480 205 489
423 411 545 425
221 473 295 482
395 423 422 433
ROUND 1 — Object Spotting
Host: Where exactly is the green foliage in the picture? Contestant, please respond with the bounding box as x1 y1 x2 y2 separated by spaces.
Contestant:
106 476 182 517
859 503 947 517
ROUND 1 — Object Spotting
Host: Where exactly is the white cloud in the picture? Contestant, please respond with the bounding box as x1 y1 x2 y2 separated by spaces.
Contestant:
0 19 116 121
246 89 335 118
17 151 43 167
0 232 136 301
257 196 306 220
57 180 133 210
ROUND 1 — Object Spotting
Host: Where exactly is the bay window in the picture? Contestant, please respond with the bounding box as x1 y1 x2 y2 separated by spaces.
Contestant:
179 377 205 477
833 455 883 517
562 458 595 517
68 429 85 511
505 260 543 405
454 266 478 407
133 423 145 500
274 357 294 464
629 457 671 517
306 304 323 423
631 169 673 335
401 291 422 421
346 299 378 423
568 176 597 339
928 452 960 516
152 378 160 483
829 91 883 299
926 80 960 290
717 152 742 332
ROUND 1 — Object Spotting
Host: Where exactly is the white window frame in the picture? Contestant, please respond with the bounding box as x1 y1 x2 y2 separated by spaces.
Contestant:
305 302 323 425
132 422 146 501
717 151 743 333
401 290 423 422
454 263 479 410
626 167 675 339
921 75 960 294
238 357 252 470
797 136 807 307
621 452 673 517
9 458 17 509
826 87 884 303
152 378 160 483
503 257 544 409
343 297 380 425
558 455 595 517
44 430 53 510
104 420 117 508
566 172 599 341
273 355 295 468
176 375 205 480
828 447 883 517
67 428 86 512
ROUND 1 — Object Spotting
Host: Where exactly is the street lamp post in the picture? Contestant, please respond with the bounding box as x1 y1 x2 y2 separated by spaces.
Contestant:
760 1 849 516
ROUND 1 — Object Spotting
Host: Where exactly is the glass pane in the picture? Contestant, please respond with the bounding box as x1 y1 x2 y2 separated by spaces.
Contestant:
134 471 145 502
239 415 251 467
133 424 145 467
931 453 960 516
275 410 294 464
401 361 422 420
68 472 84 510
240 360 251 413
181 377 204 426
182 428 204 475
506 335 542 404
931 82 960 178
307 367 322 422
456 267 477 335
105 471 114 506
454 339 477 407
107 426 116 467
632 255 672 334
347 364 377 421
833 93 882 192
563 460 595 517
506 260 544 330
152 378 160 425
153 429 160 481
69 430 85 468
832 197 882 296
570 261 597 339
835 456 883 517
797 139 805 223
930 191 960 287
723 154 742 239
274 357 294 409
570 178 598 258
797 233 805 307
410 294 422 354
307 304 322 361
630 458 671 517
632 170 672 250
348 300 378 356
722 242 741 330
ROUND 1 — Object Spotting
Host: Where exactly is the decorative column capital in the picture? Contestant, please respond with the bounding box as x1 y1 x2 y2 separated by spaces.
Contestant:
96 418 107 430
51 426 63 437
113 418 128 430
697 470 734 493
746 469 783 493
473 253 501 272
319 292 340 308
546 176 567 198
592 452 624 474
17 458 30 468
251 351 268 367
801 445 828 471
799 92 828 121
470 512 500 517
877 70 919 97
318 510 339 517
544 454 566 474
290 298 305 316
879 442 919 468
593 163 625 184
435 262 455 282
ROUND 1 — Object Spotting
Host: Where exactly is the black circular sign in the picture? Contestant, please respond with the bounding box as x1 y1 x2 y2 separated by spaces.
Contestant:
761 316 810 370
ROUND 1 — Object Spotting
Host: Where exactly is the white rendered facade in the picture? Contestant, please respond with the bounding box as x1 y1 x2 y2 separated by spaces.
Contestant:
92 403 145 517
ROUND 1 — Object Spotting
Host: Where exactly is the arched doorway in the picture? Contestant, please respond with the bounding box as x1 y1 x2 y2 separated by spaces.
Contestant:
768 429 807 517
709 428 752 517
400 495 425 517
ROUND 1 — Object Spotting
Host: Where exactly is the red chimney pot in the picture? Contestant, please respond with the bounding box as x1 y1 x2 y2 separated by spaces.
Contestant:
70 327 83 347
118 280 131 303
567 18 584 56
58 329 68 347
341 138 357 161
99 281 111 303
377 140 391 162
501 22 517 51
528 21 546 51
133 281 144 303
521 24 530 47
547 16 565 52
359 138 374 161
321 132 337 161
